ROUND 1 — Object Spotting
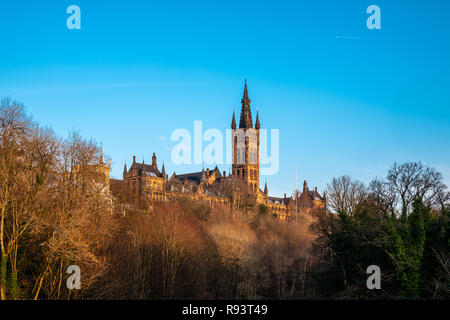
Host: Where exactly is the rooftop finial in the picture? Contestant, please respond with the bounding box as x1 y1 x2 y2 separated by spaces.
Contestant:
231 109 236 129
243 79 249 100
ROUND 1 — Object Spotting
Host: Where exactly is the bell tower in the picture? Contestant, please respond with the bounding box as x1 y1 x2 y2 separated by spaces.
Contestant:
232 80 260 193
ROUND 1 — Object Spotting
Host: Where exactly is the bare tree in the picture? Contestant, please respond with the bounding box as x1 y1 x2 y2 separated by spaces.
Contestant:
326 176 366 215
0 97 33 299
31 132 115 299
369 162 447 217
430 248 450 299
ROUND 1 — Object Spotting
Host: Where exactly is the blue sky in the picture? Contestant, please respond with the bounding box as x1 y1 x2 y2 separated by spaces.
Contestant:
1 0 449 196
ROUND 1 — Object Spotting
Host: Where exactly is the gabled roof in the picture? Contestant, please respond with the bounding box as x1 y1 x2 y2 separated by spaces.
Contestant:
298 189 324 202
175 166 222 184
308 189 324 201
212 166 222 178
309 190 324 201
175 171 203 183
130 162 162 178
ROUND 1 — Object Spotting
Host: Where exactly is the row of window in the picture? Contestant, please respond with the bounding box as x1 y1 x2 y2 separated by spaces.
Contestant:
146 192 165 202
269 205 287 213
235 149 258 165
236 168 258 181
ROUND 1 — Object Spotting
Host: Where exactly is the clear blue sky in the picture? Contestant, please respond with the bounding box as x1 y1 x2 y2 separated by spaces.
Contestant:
1 0 449 196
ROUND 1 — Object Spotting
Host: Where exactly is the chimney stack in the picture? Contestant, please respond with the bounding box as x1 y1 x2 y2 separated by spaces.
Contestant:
152 152 157 168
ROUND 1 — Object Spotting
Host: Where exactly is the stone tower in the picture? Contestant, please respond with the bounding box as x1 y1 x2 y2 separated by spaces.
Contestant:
232 80 260 193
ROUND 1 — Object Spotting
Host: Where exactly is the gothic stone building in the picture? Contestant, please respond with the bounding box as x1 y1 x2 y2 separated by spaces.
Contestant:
114 81 325 219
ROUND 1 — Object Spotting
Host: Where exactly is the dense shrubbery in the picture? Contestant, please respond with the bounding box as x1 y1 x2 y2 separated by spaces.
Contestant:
311 170 450 299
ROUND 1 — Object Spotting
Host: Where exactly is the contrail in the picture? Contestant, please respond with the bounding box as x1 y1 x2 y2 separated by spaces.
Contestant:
335 35 375 40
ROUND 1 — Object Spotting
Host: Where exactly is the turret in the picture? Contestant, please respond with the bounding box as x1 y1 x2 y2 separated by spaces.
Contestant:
201 168 207 183
231 110 236 130
123 161 127 179
255 110 260 130
140 158 145 176
161 162 166 179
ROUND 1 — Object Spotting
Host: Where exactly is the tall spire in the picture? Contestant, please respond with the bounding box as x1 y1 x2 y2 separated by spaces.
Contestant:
243 79 249 99
231 110 236 129
239 80 253 129
264 180 268 195
123 161 127 174
255 110 260 129
161 162 166 177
